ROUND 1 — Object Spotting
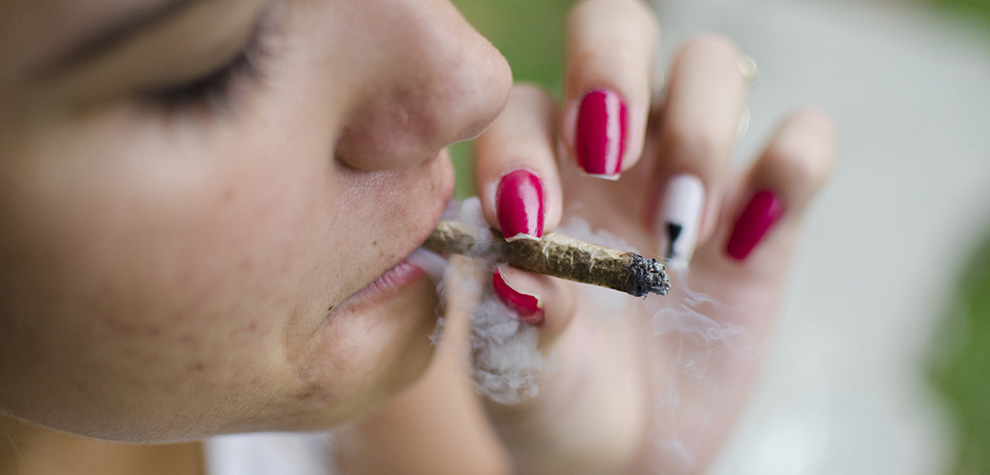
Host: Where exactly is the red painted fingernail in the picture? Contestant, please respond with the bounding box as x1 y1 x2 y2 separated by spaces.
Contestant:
576 89 627 179
496 169 545 241
492 268 543 326
726 190 784 260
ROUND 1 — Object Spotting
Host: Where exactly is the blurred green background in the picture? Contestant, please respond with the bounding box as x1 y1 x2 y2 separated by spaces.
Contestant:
449 0 576 199
934 0 990 29
927 0 990 458
449 0 990 473
928 0 990 446
930 231 990 475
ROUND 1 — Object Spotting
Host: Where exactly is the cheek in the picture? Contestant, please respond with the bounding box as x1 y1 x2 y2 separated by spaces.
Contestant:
0 119 331 438
0 52 453 436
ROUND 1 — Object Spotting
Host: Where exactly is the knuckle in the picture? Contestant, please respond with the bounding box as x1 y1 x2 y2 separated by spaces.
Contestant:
662 118 730 165
766 109 837 188
570 0 660 41
510 84 554 106
628 0 661 38
793 108 839 151
678 33 742 65
788 149 830 189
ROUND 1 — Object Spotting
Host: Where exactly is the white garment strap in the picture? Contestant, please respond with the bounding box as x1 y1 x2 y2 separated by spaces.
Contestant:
204 432 336 475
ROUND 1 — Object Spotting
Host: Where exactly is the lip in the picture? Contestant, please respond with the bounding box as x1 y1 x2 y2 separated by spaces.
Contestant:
328 151 454 312
344 258 428 306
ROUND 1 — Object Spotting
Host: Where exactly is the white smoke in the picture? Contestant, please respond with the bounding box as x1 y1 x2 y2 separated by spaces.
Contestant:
428 198 751 471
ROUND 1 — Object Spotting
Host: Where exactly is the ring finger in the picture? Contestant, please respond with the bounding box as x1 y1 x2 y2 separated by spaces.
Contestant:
648 34 751 267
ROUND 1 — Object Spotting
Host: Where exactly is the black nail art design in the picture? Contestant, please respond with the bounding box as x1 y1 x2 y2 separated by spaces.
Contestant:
665 222 683 258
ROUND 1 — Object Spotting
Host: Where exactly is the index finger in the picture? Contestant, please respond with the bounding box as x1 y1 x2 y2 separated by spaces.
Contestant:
560 0 659 179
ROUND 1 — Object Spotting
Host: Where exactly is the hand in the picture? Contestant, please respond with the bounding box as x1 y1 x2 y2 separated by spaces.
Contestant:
473 0 837 473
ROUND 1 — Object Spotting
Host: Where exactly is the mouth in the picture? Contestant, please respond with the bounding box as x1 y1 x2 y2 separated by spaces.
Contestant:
328 152 455 313
343 257 428 306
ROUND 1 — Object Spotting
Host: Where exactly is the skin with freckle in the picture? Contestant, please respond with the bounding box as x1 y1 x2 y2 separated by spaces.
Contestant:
0 0 510 441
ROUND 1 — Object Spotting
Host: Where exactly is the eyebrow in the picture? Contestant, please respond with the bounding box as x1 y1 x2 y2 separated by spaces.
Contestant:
37 0 201 77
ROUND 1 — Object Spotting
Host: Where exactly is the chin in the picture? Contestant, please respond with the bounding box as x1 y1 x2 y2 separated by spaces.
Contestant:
368 275 442 403
259 274 442 433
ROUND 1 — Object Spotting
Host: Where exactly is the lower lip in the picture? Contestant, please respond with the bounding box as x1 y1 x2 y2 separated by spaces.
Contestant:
346 258 427 305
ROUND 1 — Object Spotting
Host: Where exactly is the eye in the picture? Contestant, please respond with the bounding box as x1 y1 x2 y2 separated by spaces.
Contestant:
140 17 272 114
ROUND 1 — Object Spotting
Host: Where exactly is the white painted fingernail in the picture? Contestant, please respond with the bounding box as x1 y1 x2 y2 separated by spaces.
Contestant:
655 174 705 269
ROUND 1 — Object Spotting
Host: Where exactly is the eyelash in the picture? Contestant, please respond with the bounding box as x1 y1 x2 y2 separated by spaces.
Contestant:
143 19 271 113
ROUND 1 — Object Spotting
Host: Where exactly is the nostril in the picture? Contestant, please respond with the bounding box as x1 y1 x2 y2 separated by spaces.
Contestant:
333 95 436 172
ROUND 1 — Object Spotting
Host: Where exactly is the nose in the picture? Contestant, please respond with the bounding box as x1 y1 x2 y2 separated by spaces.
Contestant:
334 0 512 172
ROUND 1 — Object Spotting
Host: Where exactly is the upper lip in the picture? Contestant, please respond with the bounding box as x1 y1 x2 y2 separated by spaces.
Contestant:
347 153 454 298
324 196 449 319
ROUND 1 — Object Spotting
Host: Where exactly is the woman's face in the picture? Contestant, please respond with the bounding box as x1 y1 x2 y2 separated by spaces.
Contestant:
0 0 511 442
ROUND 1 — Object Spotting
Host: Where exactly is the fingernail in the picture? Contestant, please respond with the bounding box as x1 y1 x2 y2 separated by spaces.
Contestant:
492 267 543 326
655 174 705 268
576 89 627 179
496 169 545 242
726 190 784 260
